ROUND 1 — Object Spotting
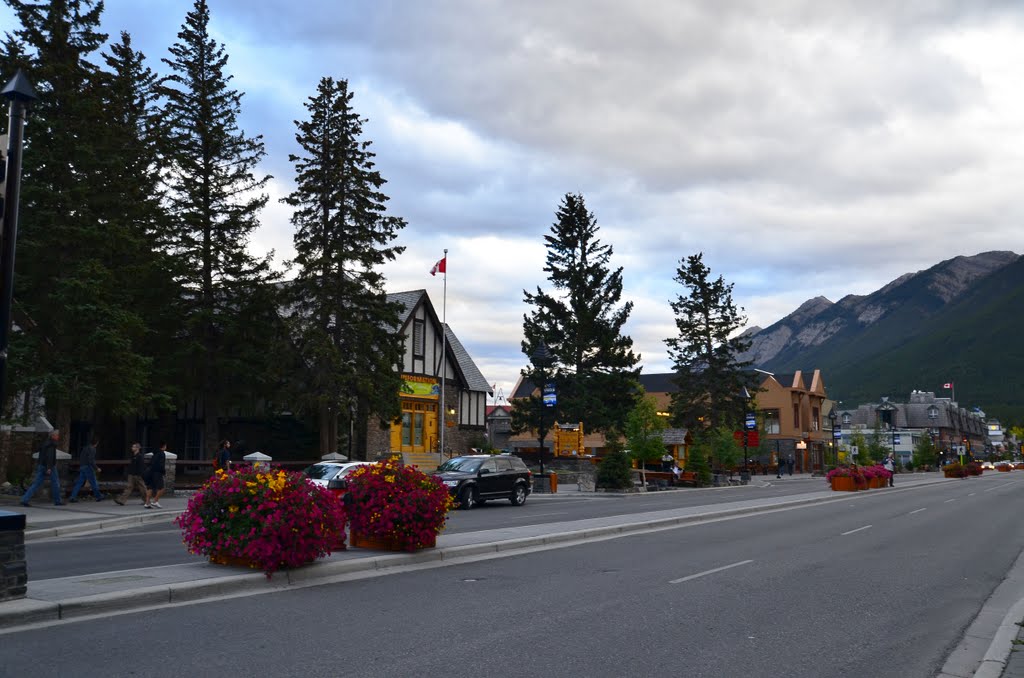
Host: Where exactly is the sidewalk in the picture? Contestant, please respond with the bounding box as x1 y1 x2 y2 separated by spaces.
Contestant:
2 473 1021 676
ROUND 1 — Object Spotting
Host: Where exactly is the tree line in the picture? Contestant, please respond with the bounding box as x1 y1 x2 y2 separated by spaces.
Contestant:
0 0 404 466
512 191 758 475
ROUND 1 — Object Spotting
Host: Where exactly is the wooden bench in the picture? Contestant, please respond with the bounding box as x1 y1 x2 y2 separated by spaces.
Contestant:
636 470 699 488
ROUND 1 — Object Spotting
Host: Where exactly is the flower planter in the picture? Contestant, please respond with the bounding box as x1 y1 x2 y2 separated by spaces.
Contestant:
350 531 436 551
997 466 1012 472
831 476 856 492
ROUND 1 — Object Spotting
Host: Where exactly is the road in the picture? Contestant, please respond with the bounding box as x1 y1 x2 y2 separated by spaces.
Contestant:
26 477 829 579
7 475 1024 678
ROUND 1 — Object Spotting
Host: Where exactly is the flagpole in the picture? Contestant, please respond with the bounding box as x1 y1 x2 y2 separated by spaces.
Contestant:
439 248 447 465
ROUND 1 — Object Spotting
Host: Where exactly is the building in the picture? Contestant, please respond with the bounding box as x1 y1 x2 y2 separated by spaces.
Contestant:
364 290 492 463
834 390 988 464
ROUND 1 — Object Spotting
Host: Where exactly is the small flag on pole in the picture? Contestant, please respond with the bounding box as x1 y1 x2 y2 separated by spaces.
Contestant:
430 256 447 276
943 382 953 389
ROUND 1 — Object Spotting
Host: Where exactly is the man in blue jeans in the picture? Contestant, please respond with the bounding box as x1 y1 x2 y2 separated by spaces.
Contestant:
21 429 63 507
69 435 105 502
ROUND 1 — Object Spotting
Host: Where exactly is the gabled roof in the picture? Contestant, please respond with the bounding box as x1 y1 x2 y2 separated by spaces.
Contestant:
445 325 492 394
386 290 492 396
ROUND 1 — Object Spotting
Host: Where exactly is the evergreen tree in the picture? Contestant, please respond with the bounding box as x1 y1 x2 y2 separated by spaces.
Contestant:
158 0 281 455
520 193 640 434
281 76 406 455
685 438 712 487
666 252 756 430
93 31 182 413
596 432 632 489
3 0 157 444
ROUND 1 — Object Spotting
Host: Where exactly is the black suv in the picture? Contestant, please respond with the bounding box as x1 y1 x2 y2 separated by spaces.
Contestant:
436 455 533 510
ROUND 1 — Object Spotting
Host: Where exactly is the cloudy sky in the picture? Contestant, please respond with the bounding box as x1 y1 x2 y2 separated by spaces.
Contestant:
4 1 1024 401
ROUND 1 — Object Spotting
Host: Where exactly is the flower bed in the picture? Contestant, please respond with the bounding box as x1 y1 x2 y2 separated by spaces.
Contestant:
345 457 454 551
826 465 892 491
176 465 348 577
943 462 969 478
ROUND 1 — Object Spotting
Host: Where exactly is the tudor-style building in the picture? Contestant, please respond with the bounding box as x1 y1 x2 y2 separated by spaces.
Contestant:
364 290 491 465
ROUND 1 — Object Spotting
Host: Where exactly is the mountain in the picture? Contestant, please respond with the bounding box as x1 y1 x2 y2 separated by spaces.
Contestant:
744 251 1024 421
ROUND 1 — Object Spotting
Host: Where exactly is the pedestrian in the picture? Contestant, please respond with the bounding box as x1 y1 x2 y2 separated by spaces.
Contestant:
787 455 794 476
776 457 783 479
214 439 231 471
145 442 168 509
661 451 674 472
69 435 105 502
883 452 896 487
114 442 149 506
21 429 64 507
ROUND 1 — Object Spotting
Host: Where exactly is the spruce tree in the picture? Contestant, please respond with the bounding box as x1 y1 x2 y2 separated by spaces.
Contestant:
281 76 406 456
520 193 640 434
3 0 157 444
665 252 756 430
158 0 281 455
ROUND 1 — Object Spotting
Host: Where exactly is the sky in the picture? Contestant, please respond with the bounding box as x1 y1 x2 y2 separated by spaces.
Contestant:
4 1 1024 403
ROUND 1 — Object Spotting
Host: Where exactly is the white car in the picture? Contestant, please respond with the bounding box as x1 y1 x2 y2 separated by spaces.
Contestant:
981 461 995 470
303 461 374 491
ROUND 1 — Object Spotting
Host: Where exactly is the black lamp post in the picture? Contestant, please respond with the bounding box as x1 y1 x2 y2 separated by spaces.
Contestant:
531 342 553 477
0 71 36 414
828 409 838 468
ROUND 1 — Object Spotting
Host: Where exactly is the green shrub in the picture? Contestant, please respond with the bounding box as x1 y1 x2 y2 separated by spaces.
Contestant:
596 450 633 489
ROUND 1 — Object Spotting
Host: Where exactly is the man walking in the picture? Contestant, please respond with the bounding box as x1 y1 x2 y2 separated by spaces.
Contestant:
21 429 63 507
114 442 149 507
69 435 105 502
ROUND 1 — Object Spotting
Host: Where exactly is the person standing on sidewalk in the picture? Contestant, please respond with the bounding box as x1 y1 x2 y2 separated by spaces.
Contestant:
215 439 231 471
114 442 149 506
69 435 105 502
145 442 168 509
21 429 64 507
883 452 896 487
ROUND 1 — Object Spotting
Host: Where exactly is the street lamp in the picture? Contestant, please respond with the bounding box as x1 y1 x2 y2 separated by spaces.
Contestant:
531 342 553 477
0 71 36 414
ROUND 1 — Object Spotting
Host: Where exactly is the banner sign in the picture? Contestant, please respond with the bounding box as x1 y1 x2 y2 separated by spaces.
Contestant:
401 375 439 399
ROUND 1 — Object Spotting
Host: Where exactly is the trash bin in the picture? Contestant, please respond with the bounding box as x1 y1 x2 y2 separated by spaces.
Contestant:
549 472 558 493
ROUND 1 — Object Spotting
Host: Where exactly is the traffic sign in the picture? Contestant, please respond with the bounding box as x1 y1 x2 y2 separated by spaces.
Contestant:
745 413 756 430
833 429 842 439
893 434 901 446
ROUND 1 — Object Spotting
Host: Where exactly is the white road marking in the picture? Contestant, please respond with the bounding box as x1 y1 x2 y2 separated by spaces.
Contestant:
909 508 927 515
944 498 957 503
968 493 976 497
841 525 872 536
670 559 753 584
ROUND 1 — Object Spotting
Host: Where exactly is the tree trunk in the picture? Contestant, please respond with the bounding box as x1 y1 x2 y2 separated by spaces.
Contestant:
0 430 10 484
203 396 220 459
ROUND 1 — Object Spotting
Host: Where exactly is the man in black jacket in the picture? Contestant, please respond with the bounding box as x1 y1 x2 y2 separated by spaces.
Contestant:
114 443 149 506
21 429 63 507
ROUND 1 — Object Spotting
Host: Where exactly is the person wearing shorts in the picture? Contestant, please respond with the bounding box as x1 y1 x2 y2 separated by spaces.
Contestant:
145 442 168 509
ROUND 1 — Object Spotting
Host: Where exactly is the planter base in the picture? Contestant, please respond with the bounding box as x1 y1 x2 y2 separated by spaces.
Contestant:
209 553 260 569
350 531 436 551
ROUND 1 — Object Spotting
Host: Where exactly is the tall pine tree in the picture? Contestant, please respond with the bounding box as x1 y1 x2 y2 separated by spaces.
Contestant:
665 252 756 430
4 0 156 446
282 77 406 456
158 0 281 456
518 193 640 435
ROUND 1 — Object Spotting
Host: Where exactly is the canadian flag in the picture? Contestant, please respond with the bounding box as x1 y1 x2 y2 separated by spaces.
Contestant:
430 256 447 276
943 382 953 389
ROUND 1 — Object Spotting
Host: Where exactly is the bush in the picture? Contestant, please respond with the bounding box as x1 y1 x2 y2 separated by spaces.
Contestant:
596 450 633 489
176 465 347 577
687 449 712 487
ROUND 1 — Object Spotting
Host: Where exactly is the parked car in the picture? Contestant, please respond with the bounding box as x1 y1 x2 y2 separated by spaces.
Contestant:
303 461 374 496
435 455 532 509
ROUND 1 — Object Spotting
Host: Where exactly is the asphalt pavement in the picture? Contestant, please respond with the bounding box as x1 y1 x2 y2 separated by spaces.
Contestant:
2 472 1023 677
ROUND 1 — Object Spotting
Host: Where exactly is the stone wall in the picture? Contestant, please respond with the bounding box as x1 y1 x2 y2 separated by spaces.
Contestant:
0 511 27 601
